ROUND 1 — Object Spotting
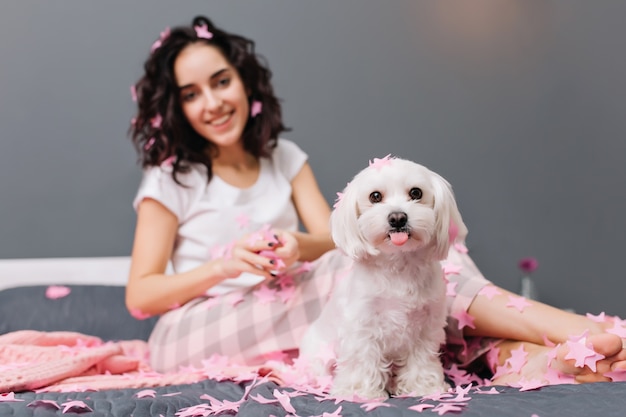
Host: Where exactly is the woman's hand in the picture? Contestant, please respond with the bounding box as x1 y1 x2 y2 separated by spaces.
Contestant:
214 233 281 281
271 230 300 270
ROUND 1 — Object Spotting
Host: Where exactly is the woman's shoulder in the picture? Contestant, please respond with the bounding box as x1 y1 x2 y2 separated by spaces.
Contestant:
273 138 306 157
141 162 208 188
270 138 308 181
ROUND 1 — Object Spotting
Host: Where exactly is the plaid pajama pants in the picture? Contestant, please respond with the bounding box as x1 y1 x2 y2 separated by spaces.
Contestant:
148 247 490 373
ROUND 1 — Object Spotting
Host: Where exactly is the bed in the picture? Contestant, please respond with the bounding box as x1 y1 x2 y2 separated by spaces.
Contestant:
1 257 625 417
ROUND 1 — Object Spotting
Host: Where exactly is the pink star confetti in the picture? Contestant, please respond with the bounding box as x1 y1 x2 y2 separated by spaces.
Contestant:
604 369 626 382
517 377 546 391
432 402 467 415
360 401 392 412
564 340 605 371
446 280 458 297
27 400 60 409
151 27 170 53
408 403 435 412
322 406 343 417
161 155 176 167
61 400 93 413
129 308 152 320
45 285 71 299
606 322 626 338
368 154 393 170
505 345 528 373
203 297 221 310
273 389 296 414
586 312 607 323
506 295 532 313
253 284 277 304
195 24 214 39
442 262 462 276
474 387 500 395
454 242 469 253
0 393 24 402
333 191 344 209
135 389 157 398
235 213 250 229
250 100 263 117
151 113 162 128
226 291 246 307
478 285 502 300
541 334 556 347
144 137 156 151
277 285 296 304
452 310 476 330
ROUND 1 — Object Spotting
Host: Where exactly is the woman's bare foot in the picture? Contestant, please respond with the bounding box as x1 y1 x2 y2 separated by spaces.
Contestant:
491 333 626 387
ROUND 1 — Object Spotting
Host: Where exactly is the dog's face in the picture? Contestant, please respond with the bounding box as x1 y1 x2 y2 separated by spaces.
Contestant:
331 157 467 260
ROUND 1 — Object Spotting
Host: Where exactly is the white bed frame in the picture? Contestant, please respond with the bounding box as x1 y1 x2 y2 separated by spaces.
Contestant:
0 256 133 291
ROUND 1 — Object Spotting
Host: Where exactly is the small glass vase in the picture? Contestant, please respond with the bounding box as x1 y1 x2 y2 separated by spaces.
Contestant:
519 275 538 300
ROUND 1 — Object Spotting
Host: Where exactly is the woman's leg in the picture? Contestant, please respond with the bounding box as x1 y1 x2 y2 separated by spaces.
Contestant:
148 250 350 373
466 284 626 384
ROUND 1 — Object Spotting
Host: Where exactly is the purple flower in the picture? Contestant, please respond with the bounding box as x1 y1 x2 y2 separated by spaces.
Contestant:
518 257 539 274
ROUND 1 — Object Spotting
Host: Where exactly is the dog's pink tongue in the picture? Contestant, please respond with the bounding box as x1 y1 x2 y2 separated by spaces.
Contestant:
390 232 409 246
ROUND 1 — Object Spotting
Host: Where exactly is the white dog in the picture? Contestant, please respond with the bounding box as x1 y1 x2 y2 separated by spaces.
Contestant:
299 156 467 399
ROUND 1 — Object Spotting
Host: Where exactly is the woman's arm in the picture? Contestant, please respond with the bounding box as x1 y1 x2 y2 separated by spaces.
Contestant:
288 162 336 261
125 198 277 316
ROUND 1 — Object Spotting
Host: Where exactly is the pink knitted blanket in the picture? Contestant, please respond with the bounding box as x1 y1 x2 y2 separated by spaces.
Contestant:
0 330 272 393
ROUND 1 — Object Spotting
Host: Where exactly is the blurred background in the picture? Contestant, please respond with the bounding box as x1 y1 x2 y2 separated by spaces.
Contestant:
0 0 624 316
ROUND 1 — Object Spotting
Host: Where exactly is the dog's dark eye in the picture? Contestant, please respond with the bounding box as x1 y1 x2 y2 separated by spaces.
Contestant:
369 191 383 203
409 187 423 200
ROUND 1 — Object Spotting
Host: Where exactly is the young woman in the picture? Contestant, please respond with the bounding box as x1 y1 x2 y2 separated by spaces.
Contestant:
127 15 626 385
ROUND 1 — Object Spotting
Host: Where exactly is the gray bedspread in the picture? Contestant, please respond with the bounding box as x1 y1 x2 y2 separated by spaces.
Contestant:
1 285 625 417
2 379 625 417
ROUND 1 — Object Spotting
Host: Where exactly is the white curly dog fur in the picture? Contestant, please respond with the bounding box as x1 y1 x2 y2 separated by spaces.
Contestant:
299 156 467 399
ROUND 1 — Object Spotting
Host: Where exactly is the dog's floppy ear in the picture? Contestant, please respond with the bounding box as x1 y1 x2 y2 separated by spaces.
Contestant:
331 179 378 260
429 171 468 260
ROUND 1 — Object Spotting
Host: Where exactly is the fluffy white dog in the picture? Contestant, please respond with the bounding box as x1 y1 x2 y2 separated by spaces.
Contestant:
299 156 467 399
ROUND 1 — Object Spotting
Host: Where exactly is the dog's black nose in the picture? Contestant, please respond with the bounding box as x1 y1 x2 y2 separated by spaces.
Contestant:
388 211 408 229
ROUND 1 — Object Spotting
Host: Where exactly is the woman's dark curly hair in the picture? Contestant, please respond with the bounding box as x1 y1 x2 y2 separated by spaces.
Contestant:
129 16 289 184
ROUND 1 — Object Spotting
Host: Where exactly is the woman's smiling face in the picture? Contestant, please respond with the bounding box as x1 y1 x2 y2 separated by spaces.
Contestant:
174 42 250 150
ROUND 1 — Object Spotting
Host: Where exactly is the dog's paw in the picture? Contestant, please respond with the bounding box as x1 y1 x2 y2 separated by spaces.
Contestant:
392 379 449 397
331 386 389 401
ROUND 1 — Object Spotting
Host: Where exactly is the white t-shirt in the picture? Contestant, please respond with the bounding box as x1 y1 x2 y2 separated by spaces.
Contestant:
133 139 308 295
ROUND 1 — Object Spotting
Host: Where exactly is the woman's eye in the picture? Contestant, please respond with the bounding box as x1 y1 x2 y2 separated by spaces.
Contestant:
369 191 383 203
216 77 231 88
409 187 423 200
181 91 196 102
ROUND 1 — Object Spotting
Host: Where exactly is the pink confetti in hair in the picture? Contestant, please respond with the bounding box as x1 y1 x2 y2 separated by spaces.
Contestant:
161 155 176 167
130 85 137 102
144 137 156 151
195 24 214 39
368 154 393 170
151 27 171 53
45 285 71 299
333 191 344 209
518 257 539 274
151 113 162 129
250 100 263 117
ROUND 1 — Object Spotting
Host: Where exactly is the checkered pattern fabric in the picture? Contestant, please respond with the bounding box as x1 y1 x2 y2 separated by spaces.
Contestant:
148 247 490 373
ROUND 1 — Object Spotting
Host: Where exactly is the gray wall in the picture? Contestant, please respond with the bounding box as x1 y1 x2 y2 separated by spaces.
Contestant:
1 1 624 317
